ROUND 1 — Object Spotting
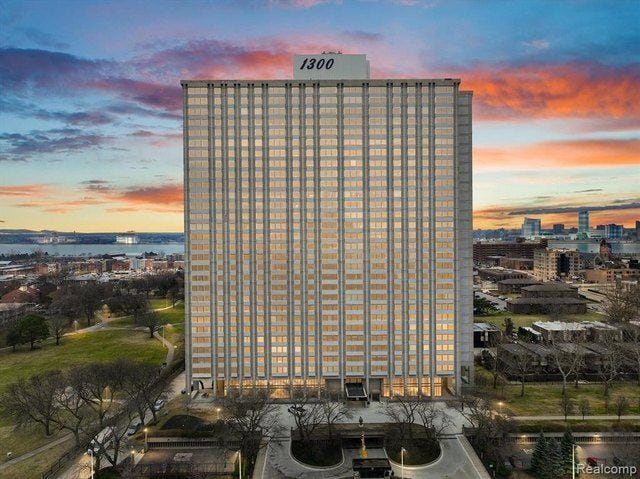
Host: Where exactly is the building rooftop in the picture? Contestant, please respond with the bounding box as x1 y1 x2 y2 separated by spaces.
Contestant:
498 278 541 285
508 297 587 305
532 321 588 331
522 283 578 292
474 322 501 332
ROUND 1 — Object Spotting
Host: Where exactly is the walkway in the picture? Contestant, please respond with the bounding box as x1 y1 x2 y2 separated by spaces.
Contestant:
513 415 639 421
0 434 73 473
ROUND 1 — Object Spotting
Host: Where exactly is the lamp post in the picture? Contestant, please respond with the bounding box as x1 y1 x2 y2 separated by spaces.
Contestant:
498 401 503 416
400 447 406 479
131 449 135 470
238 449 242 479
144 427 148 450
216 407 221 421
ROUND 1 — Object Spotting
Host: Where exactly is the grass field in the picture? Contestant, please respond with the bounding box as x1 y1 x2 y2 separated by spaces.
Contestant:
0 441 74 479
475 366 640 417
475 311 605 330
0 329 165 459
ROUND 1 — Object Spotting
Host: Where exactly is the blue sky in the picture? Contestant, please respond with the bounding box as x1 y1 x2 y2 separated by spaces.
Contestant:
1 0 638 231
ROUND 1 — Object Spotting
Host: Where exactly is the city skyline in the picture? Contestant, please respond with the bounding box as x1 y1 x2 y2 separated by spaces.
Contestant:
1 0 639 232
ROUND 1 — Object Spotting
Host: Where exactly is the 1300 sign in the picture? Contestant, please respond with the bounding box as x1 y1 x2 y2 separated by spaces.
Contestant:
299 58 335 70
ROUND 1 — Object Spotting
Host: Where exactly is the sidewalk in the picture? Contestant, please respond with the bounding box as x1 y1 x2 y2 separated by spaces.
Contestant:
513 415 639 421
0 433 73 472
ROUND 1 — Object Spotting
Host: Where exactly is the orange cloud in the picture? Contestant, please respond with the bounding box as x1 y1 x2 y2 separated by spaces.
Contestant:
0 184 51 197
460 62 640 122
115 184 183 207
475 138 640 170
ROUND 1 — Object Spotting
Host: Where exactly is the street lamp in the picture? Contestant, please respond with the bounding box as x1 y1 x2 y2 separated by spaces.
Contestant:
216 407 221 421
498 401 503 416
400 447 406 479
572 444 580 479
86 449 94 479
131 449 135 470
238 449 242 479
144 427 148 449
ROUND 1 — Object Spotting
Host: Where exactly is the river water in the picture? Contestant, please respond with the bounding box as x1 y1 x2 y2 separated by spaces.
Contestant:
0 243 185 257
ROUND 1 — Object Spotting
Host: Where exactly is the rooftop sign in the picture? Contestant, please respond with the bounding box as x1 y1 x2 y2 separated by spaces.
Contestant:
293 53 370 80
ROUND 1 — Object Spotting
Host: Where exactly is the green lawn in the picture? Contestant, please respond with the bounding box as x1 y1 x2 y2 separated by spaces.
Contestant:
156 302 184 325
0 329 166 458
475 311 605 330
0 440 74 479
475 366 640 417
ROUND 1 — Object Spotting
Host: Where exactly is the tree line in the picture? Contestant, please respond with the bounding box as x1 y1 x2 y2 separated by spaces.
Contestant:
3 272 184 351
1 359 171 470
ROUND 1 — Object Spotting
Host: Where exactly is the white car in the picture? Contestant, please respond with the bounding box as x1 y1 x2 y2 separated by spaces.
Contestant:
153 399 165 411
126 420 142 436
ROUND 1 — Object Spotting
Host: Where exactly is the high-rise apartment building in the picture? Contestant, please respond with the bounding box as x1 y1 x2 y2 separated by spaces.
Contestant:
578 210 589 237
522 217 541 239
182 54 473 399
604 223 623 239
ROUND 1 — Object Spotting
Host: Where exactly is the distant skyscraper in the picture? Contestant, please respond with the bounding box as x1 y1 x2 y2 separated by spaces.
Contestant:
636 220 640 240
604 224 623 239
552 223 565 235
182 53 473 399
578 210 589 235
522 218 541 238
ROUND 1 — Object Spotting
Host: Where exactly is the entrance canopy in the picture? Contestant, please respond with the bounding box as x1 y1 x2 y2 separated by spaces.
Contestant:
345 382 368 400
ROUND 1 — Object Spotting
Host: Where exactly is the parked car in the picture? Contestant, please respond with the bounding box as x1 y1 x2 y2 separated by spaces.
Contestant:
153 399 165 411
87 427 115 454
126 420 142 436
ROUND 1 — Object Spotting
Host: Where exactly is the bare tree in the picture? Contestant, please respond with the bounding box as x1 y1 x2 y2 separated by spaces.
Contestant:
1 371 63 436
54 378 89 446
559 391 574 421
602 283 640 324
222 390 281 476
48 291 81 344
598 336 624 398
621 325 640 385
119 360 168 424
383 396 421 446
319 396 352 440
75 282 111 326
415 402 453 439
549 341 584 395
579 398 590 420
134 308 160 339
69 363 120 429
456 396 515 459
505 346 534 397
615 396 629 421
288 390 324 442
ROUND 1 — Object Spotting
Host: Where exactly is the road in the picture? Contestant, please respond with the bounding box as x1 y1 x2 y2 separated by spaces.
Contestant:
475 291 507 311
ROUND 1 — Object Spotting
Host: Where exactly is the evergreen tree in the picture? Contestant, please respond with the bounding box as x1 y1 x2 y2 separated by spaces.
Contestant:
530 431 548 477
18 314 49 350
560 429 575 476
547 439 563 478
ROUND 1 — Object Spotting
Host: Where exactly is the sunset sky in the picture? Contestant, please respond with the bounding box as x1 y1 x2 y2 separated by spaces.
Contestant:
1 0 638 232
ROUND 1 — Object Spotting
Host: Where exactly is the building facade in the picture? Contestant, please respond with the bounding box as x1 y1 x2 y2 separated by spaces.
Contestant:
533 248 581 281
182 54 473 398
604 223 623 239
522 218 541 239
578 210 589 236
